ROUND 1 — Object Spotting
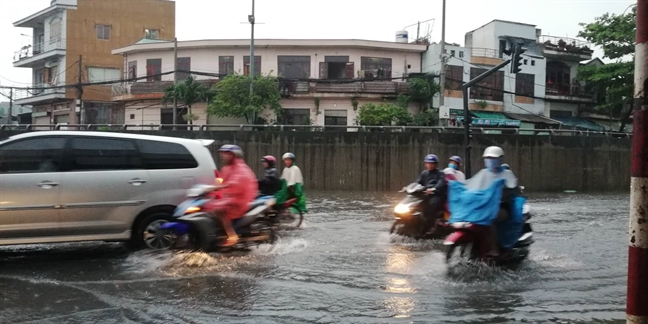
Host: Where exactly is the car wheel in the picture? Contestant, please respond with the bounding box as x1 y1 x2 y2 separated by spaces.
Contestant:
133 212 174 249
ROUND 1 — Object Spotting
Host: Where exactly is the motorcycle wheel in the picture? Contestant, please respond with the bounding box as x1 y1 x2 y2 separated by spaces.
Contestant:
389 221 401 234
445 242 474 266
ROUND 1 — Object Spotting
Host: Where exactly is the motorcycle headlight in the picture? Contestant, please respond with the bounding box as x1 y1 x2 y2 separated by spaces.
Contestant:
185 206 201 214
394 204 410 214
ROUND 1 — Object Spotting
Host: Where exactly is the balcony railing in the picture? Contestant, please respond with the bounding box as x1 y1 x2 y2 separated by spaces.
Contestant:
13 83 66 102
545 82 593 99
538 35 593 56
471 48 502 59
14 38 66 62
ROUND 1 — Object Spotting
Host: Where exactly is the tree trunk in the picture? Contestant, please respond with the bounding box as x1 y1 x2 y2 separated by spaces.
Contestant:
618 105 634 132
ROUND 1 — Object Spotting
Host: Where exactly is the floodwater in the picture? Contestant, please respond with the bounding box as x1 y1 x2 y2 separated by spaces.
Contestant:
0 192 629 323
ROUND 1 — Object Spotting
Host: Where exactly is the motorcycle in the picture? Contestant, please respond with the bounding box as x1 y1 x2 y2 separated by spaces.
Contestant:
443 199 534 265
156 184 277 251
256 196 304 228
389 183 453 239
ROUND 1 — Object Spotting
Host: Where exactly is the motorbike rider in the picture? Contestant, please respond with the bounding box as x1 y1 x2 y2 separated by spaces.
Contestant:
258 155 281 196
443 156 466 182
464 146 519 257
205 145 258 247
416 154 448 230
275 152 307 213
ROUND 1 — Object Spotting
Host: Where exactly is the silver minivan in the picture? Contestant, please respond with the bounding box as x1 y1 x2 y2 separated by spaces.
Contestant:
0 131 217 249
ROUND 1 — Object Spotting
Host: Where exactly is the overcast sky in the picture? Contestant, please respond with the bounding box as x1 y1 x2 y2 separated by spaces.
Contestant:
0 0 635 88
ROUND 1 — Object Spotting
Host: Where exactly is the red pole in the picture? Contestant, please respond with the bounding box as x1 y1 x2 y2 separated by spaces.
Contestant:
628 1 648 323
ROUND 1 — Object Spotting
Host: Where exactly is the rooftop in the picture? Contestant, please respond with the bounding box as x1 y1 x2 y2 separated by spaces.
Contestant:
112 39 428 55
467 19 537 34
13 2 76 28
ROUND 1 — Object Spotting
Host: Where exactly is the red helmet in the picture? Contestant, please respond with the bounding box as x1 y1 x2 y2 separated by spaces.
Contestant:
261 155 277 164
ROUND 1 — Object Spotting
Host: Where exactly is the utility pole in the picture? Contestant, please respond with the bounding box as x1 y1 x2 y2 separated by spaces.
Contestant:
248 0 256 123
77 55 84 124
8 88 13 124
627 0 648 322
438 0 447 126
173 37 178 130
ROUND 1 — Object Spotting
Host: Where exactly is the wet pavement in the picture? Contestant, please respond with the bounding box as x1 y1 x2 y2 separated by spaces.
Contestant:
0 192 628 323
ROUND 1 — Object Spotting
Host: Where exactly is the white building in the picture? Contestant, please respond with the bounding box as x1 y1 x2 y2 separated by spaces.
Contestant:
423 20 598 130
110 39 426 128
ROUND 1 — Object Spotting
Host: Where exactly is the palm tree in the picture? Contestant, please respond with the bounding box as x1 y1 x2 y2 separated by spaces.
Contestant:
162 75 215 124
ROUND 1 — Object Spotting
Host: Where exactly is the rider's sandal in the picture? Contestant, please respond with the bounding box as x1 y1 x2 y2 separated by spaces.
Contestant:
221 236 239 247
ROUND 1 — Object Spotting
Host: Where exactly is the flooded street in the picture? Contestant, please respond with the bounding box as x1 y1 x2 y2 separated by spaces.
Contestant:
0 192 628 323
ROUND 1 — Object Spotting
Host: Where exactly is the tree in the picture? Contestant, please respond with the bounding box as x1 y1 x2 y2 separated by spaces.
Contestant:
405 77 440 109
207 73 282 124
356 102 412 127
162 75 214 125
577 6 636 132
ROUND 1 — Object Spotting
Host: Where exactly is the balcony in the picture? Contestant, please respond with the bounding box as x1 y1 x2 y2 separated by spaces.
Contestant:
14 83 67 106
13 38 66 68
545 82 595 102
538 35 593 61
470 47 504 65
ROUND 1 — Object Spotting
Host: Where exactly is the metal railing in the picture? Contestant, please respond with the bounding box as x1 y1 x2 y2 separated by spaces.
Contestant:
470 48 502 59
13 83 66 101
545 82 594 99
0 124 632 138
13 38 66 62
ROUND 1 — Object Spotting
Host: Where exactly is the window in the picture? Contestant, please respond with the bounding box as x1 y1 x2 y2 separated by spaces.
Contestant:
128 61 137 79
176 57 191 81
244 56 262 75
470 67 504 101
281 109 310 125
324 110 347 131
96 24 110 40
88 67 121 82
130 114 135 120
278 56 311 79
0 137 66 174
145 29 159 40
515 73 535 97
321 56 353 79
146 59 162 81
459 51 464 58
219 56 234 76
160 108 187 129
136 140 198 170
450 50 456 57
69 137 142 171
361 57 392 79
445 65 464 90
50 18 61 43
531 60 536 66
523 59 528 65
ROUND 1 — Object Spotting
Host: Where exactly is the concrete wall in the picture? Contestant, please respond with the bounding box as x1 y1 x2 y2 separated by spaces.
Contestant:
0 131 629 192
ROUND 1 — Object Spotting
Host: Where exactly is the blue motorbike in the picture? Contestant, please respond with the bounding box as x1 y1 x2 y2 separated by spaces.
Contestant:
156 184 277 251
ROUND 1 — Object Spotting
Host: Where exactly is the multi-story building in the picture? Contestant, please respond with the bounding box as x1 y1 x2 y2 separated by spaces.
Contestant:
110 39 426 128
423 20 599 131
12 0 175 125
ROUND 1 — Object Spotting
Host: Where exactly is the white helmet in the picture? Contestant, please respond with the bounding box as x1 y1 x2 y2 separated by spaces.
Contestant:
483 146 504 158
282 152 295 160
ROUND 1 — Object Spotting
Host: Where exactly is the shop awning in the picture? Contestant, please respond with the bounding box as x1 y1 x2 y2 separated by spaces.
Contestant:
590 119 633 133
505 113 560 125
457 111 521 127
553 116 605 131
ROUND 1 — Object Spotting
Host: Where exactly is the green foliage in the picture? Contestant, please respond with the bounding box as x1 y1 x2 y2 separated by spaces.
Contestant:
163 75 214 124
577 7 635 130
578 7 636 60
356 102 412 126
411 109 438 126
208 73 282 124
405 77 440 109
476 100 488 109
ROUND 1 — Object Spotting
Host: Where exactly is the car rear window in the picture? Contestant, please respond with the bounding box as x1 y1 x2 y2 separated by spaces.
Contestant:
136 139 198 170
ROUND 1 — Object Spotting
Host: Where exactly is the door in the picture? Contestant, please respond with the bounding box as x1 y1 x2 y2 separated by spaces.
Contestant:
59 136 149 236
319 62 328 79
345 62 355 79
0 136 67 241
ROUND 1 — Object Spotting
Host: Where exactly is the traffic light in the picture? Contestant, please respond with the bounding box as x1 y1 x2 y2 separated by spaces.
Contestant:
510 44 526 74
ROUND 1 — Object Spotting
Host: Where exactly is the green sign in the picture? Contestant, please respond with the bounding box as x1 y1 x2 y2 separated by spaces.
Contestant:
457 117 521 127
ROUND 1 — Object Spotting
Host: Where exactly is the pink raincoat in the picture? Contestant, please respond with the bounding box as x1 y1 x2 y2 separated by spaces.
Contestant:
206 158 258 220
